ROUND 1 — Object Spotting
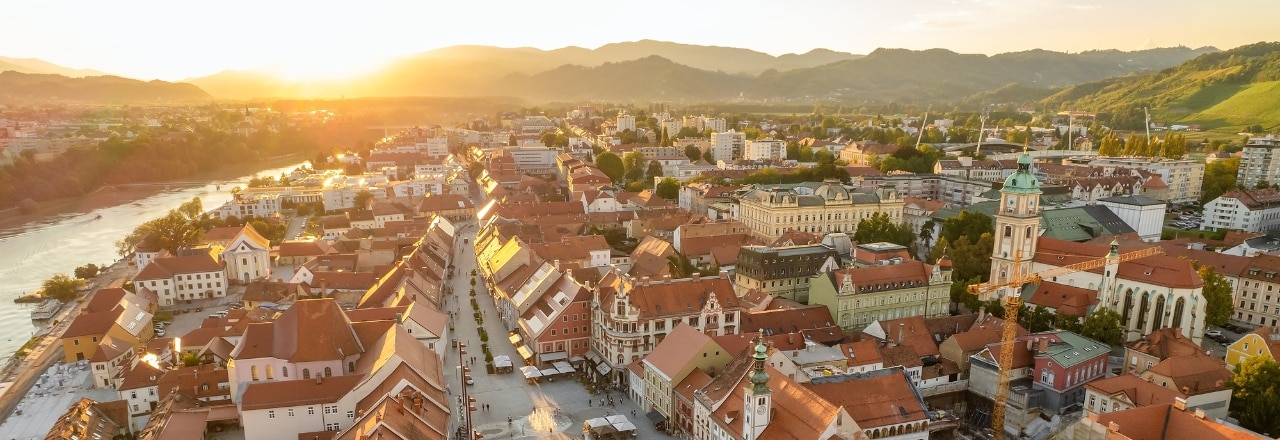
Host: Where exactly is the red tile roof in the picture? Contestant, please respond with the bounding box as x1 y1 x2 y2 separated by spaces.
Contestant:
805 369 928 428
240 374 365 410
1095 403 1262 440
1027 281 1097 316
643 324 717 378
1086 374 1181 407
231 299 364 363
1034 237 1202 289
134 255 224 280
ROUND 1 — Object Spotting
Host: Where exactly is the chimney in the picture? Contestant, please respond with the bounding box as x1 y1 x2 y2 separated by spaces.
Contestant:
662 274 671 284
898 323 905 345
316 377 323 385
1107 421 1120 432
1194 408 1206 419
641 276 650 286
719 269 728 279
692 273 700 281
553 259 560 270
1038 337 1049 353
1173 397 1187 410
978 306 987 323
1027 338 1035 352
413 395 424 415
1174 327 1183 338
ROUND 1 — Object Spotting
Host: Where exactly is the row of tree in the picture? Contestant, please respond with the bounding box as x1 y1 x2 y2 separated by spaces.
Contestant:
1095 131 1188 159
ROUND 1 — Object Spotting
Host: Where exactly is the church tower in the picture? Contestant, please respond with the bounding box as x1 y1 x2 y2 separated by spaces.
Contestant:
987 152 1042 301
742 332 771 440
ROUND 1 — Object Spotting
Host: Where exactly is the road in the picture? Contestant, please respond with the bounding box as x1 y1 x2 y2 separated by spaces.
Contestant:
0 258 134 421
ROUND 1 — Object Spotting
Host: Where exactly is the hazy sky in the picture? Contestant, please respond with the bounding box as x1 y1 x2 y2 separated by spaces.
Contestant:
2 0 1272 81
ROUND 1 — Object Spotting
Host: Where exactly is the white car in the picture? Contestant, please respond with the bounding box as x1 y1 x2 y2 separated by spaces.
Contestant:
1206 330 1223 337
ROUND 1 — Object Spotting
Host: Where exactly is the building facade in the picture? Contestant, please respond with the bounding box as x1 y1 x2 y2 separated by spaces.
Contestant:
1202 188 1280 233
734 182 905 242
1236 136 1280 189
732 244 840 301
808 260 952 331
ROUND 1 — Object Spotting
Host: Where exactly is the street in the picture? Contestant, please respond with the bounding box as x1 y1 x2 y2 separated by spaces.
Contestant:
441 219 664 439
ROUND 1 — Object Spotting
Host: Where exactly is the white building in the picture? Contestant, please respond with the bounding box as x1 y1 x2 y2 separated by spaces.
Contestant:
711 131 745 163
1098 195 1167 241
617 114 636 133
220 227 272 283
133 255 228 306
211 193 282 220
1202 188 1280 233
1236 136 1280 189
744 139 785 161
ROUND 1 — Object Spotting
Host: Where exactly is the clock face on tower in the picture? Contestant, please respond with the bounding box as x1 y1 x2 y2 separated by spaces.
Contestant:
756 405 766 416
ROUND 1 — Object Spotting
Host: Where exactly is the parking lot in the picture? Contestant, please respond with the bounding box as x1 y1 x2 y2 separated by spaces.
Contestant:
1166 208 1203 231
1198 323 1251 359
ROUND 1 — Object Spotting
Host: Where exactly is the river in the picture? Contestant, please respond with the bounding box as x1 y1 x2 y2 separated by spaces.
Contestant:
0 162 307 358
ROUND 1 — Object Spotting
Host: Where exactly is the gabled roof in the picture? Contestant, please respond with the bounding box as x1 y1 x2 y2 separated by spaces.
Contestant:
1127 328 1205 360
1095 403 1266 440
806 368 928 429
1145 354 1231 395
231 299 364 363
240 374 365 411
278 240 335 258
134 255 224 280
1034 237 1202 289
740 305 834 337
1025 281 1097 316
643 324 718 379
1086 374 1181 407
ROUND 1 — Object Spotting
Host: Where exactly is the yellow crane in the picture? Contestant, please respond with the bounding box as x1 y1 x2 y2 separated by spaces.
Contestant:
967 244 1164 438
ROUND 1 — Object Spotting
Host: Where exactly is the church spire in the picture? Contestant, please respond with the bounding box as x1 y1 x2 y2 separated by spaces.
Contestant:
750 330 770 395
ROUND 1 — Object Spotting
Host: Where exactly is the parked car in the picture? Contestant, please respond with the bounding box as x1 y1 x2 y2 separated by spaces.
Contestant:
1206 330 1223 337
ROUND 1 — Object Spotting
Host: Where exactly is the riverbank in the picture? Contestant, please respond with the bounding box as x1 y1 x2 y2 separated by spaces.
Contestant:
0 154 306 231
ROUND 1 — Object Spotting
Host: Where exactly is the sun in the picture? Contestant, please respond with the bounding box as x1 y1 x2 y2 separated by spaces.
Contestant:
268 54 391 81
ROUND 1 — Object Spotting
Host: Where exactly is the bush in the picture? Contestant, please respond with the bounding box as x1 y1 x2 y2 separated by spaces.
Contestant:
486 363 495 374
484 352 494 363
479 328 489 342
153 311 173 322
73 264 100 279
470 298 478 309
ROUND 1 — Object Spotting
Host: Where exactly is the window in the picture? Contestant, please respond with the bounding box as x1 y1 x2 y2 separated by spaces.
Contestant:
303 369 311 379
283 367 288 378
324 367 332 377
347 410 355 418
348 361 355 373
308 407 316 415
251 366 259 381
288 409 295 417
268 411 275 419
326 423 340 431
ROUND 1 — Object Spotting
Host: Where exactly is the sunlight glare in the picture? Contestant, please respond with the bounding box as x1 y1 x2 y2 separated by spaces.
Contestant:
267 54 392 81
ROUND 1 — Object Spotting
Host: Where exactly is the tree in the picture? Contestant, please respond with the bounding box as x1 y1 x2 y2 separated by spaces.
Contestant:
1019 305 1055 333
1228 356 1280 436
622 151 648 183
937 211 994 245
1096 132 1123 157
655 177 680 200
180 351 202 367
1201 157 1239 204
684 145 701 162
1199 266 1234 327
596 152 624 183
41 273 83 302
702 149 715 164
853 212 915 248
1080 308 1124 346
646 160 664 182
1054 313 1083 333
73 264 100 280
353 190 374 211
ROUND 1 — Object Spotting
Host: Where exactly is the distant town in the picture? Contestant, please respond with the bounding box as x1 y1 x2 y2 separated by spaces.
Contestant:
0 101 1278 440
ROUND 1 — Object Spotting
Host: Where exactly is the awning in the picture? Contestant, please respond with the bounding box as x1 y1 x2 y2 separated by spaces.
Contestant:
541 368 559 377
595 362 612 376
569 355 586 364
613 421 638 432
494 355 512 368
645 410 667 424
540 351 568 363
586 351 603 364
516 345 534 360
508 333 522 345
520 366 542 378
553 361 575 374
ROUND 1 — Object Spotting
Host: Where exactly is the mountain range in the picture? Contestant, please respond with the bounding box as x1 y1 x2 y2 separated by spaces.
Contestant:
0 40 1228 104
184 42 1217 102
0 71 209 102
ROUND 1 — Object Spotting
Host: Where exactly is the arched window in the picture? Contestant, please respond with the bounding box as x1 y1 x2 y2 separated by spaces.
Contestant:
1004 225 1012 237
1172 297 1186 329
1121 290 1134 327
1137 294 1151 332
251 365 259 381
324 367 332 377
1026 226 1033 239
348 361 355 373
302 368 311 379
1153 296 1167 330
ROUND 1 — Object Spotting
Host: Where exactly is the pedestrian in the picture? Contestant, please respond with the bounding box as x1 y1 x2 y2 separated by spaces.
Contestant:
588 399 592 407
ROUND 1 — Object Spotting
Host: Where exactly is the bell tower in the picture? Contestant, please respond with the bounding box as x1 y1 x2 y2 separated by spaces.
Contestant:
742 332 772 440
987 151 1042 301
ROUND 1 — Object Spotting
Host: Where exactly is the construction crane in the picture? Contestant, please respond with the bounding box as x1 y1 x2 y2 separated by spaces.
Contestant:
967 244 1164 439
